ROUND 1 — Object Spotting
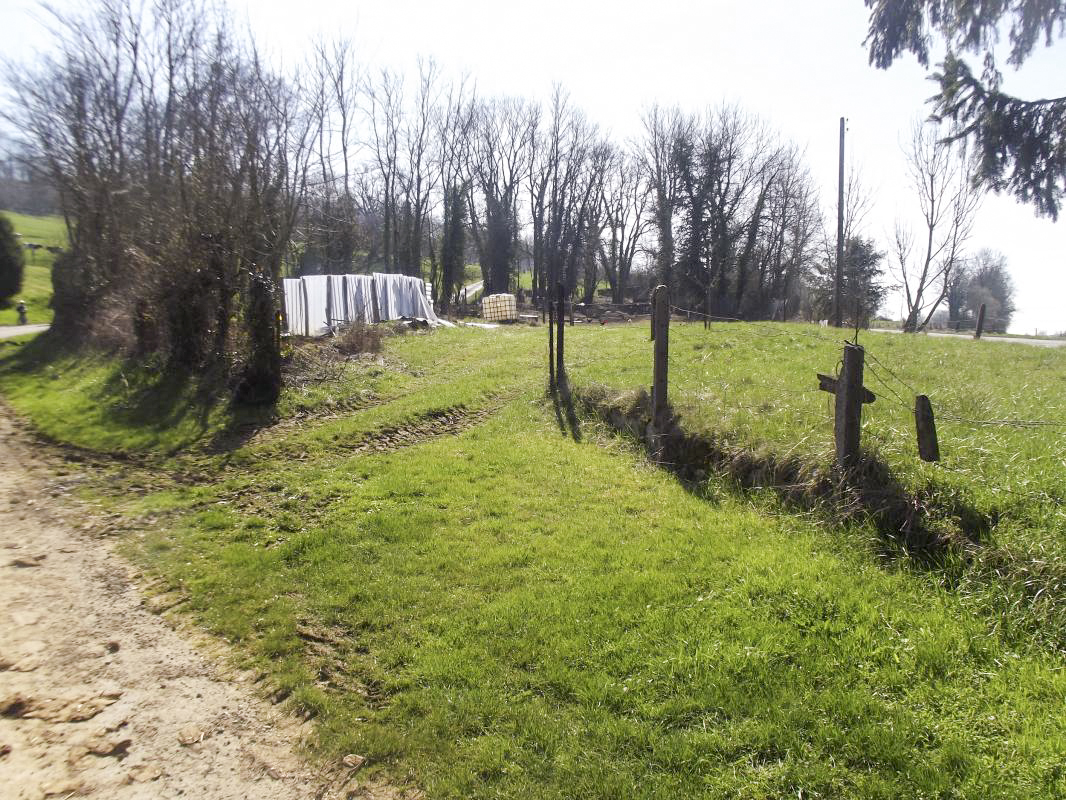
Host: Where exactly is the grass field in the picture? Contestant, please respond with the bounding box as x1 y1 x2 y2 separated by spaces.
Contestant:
3 323 1066 797
0 210 63 326
567 321 1066 644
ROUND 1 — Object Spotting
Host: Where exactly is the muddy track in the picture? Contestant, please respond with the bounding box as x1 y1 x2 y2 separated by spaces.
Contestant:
341 405 499 456
0 407 415 800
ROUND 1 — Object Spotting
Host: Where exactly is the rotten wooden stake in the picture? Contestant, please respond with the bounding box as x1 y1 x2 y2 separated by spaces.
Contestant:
974 302 987 340
915 394 940 462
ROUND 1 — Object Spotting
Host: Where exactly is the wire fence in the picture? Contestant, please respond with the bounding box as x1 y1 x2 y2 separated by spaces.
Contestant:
550 291 1066 511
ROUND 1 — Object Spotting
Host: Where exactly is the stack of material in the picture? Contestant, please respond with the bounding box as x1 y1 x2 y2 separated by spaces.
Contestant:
281 273 439 336
482 293 517 322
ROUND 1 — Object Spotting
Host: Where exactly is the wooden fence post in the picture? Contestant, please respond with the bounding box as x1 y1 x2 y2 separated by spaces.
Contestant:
834 343 865 473
652 285 670 434
548 300 555 388
974 303 987 339
915 394 940 462
556 281 566 383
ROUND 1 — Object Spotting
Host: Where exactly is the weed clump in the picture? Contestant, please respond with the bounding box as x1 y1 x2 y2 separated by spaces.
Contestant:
334 321 385 355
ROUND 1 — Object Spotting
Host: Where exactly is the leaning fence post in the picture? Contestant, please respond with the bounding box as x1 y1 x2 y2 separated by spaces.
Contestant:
834 342 865 473
652 285 670 436
556 281 566 383
974 303 987 339
915 394 940 462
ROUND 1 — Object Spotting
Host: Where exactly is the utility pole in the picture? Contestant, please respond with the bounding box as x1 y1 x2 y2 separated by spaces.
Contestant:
833 116 845 328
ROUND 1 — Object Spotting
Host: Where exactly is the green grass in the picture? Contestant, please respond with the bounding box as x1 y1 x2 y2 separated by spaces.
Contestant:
0 210 64 326
566 321 1066 644
5 322 1066 796
565 322 1065 534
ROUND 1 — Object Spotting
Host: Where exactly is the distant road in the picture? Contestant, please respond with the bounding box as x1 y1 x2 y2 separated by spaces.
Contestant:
870 328 1066 348
0 324 49 340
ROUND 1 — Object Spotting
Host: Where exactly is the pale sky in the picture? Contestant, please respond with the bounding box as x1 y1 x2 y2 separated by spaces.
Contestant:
6 0 1065 333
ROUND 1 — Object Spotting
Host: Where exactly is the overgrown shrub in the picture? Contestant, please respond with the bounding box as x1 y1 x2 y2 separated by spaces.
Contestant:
235 271 282 406
0 213 25 308
333 321 384 355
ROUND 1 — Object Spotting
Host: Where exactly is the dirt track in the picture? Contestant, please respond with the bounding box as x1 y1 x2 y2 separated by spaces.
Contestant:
0 409 402 799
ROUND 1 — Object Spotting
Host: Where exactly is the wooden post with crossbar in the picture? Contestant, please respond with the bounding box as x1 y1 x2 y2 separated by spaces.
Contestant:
835 343 865 472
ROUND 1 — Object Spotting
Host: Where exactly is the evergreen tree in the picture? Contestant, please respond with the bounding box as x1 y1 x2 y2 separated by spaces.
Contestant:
810 236 887 326
0 213 25 308
864 0 1066 218
439 184 467 311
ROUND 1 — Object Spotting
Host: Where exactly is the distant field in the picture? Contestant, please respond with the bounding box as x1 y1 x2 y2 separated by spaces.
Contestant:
0 210 64 326
3 324 1066 797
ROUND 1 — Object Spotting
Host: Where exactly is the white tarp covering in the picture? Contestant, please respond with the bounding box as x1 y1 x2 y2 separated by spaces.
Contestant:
302 275 331 336
327 275 348 327
282 272 439 336
344 274 377 323
282 278 306 336
373 273 438 323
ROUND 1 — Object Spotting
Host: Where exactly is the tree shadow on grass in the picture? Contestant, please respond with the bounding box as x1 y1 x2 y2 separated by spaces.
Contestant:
569 380 999 572
0 331 277 457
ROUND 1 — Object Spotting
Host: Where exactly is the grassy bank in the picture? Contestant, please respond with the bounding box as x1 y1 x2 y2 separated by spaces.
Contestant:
566 321 1066 646
3 323 1066 797
0 210 64 326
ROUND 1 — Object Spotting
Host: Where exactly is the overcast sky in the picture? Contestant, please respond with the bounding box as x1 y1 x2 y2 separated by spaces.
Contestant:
6 0 1065 333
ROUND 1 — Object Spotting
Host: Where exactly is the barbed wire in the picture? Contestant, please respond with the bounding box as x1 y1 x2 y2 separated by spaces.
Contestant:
567 309 1066 431
668 305 843 343
863 361 915 414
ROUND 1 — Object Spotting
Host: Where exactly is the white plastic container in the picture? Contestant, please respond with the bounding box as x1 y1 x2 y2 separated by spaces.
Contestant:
481 293 518 322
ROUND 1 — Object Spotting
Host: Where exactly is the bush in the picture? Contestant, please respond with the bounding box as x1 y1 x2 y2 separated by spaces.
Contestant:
0 213 25 308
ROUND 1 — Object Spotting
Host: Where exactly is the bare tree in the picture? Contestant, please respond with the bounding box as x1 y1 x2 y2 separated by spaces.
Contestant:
363 67 404 271
302 37 364 274
892 120 982 333
641 105 685 290
469 97 536 295
527 88 606 303
598 146 652 303
394 59 442 277
431 77 475 309
6 0 313 401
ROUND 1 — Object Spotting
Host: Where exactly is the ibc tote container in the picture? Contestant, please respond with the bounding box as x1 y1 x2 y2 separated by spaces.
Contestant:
481 293 517 322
